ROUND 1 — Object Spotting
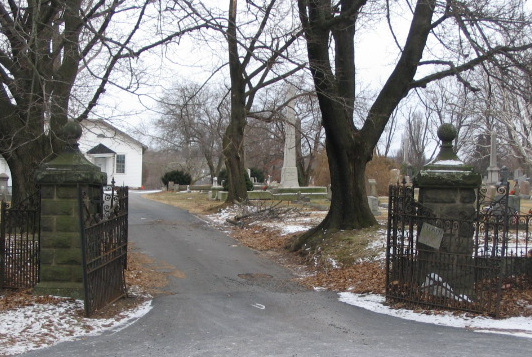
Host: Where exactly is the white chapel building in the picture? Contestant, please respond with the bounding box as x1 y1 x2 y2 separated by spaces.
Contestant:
0 120 146 189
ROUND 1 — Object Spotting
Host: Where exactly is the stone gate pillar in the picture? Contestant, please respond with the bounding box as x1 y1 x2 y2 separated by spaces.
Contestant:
34 121 106 299
414 124 481 299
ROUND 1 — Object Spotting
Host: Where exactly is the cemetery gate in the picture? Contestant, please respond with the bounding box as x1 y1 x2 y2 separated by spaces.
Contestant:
0 192 41 289
79 181 128 316
386 183 532 317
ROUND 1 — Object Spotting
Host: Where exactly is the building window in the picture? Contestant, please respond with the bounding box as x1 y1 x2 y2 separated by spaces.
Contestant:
116 154 125 174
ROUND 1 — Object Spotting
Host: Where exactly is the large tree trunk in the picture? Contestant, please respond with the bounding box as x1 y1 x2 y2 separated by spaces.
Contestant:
4 134 52 205
293 0 435 250
222 108 248 202
223 0 249 203
291 105 377 250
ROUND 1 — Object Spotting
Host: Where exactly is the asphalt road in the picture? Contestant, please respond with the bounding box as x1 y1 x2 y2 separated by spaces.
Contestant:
23 193 532 356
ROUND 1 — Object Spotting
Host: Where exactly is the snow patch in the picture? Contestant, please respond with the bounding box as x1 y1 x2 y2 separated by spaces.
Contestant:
338 292 532 338
0 298 152 355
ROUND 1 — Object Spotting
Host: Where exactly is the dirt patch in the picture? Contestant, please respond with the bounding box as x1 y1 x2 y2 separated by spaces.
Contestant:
144 191 222 214
0 289 74 313
0 243 179 321
3 193 532 324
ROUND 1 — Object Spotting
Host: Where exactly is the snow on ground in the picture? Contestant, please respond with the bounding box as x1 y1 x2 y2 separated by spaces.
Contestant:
339 293 532 338
0 297 152 356
2 199 532 356
208 203 532 339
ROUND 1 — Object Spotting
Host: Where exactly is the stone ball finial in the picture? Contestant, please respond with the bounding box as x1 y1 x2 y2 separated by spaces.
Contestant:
437 123 457 143
62 120 83 148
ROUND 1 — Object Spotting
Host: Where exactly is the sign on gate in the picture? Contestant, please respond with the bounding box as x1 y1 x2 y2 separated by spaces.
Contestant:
418 223 444 250
80 181 128 316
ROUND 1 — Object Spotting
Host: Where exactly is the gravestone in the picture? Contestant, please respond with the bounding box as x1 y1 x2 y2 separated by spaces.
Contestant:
486 131 499 185
520 181 531 198
0 173 8 201
389 169 400 185
485 185 497 202
280 87 300 188
499 166 509 186
368 179 378 197
367 196 380 216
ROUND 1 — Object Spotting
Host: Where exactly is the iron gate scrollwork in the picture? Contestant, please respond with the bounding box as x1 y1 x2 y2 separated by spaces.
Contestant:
0 191 41 289
386 183 532 317
80 180 128 316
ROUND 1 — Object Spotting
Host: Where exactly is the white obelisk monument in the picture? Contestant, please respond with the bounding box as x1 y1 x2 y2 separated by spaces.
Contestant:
280 89 300 188
486 131 499 185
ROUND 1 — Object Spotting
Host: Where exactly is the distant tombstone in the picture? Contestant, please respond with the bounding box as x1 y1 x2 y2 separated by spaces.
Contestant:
213 177 218 187
368 179 378 197
499 166 509 187
168 181 175 191
367 196 380 216
516 174 528 185
389 169 400 185
520 181 531 198
514 168 524 180
485 185 497 201
512 181 520 196
186 185 191 193
486 131 499 185
0 173 9 201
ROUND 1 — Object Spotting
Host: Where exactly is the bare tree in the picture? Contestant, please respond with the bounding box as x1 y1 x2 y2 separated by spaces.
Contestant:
244 86 324 186
292 0 532 250
0 0 204 203
294 92 324 186
223 0 305 202
479 54 532 176
398 111 430 175
245 118 285 182
173 0 305 202
155 81 228 182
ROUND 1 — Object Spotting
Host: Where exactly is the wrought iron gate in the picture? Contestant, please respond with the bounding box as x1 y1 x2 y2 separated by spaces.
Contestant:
80 181 128 316
386 183 532 317
0 192 41 289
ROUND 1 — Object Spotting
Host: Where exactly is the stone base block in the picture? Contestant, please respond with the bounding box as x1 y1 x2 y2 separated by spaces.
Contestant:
33 281 85 300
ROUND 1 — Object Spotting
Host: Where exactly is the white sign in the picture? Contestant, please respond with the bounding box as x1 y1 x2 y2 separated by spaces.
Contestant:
419 223 444 250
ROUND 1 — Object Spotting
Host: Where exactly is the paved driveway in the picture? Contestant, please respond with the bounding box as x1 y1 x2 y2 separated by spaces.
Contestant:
23 193 532 356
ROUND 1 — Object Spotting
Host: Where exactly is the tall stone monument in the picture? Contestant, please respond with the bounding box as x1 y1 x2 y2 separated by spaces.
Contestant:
486 131 500 185
280 89 300 188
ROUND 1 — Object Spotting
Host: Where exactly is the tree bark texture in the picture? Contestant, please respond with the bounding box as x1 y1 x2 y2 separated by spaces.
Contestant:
223 0 249 203
0 0 85 203
293 0 436 250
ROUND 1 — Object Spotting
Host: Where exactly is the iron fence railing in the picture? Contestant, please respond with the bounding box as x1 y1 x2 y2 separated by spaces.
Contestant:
386 183 532 317
80 181 128 316
0 192 41 289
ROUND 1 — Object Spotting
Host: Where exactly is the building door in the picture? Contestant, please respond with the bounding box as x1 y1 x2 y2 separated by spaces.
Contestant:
94 157 110 183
